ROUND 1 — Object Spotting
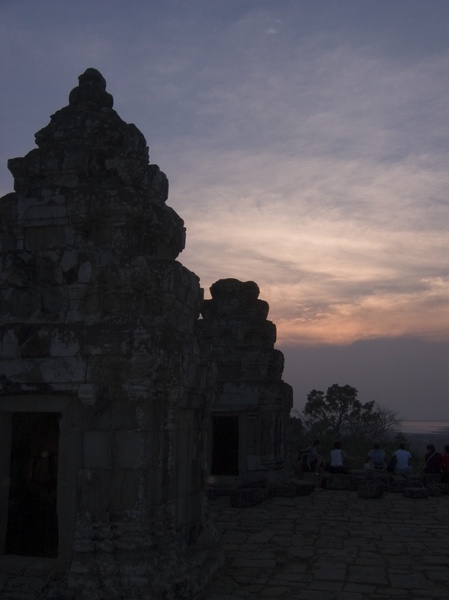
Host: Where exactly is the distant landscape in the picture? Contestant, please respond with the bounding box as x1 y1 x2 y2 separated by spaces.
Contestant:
401 421 449 435
406 432 448 456
401 420 449 450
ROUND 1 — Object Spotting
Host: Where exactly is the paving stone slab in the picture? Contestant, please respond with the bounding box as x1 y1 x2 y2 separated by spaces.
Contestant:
348 565 388 585
203 491 449 600
388 573 436 590
357 481 385 498
321 474 358 490
230 488 268 507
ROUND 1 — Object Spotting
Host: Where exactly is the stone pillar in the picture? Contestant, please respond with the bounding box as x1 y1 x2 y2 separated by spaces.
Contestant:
0 69 220 599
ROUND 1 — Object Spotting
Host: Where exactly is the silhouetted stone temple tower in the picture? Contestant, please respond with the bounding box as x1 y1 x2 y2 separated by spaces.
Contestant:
196 279 293 487
0 69 221 599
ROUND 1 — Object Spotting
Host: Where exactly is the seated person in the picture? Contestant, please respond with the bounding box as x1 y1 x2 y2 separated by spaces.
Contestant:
365 443 386 470
307 439 325 473
327 441 353 474
299 439 324 473
424 443 442 474
391 443 412 475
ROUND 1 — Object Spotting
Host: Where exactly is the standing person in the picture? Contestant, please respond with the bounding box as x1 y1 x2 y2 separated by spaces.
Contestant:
440 445 449 483
391 443 412 475
365 443 386 471
423 443 442 474
328 441 353 474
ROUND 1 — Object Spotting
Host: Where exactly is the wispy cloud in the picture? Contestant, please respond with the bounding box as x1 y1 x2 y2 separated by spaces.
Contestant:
273 276 449 345
147 20 449 348
177 149 447 272
1 1 447 350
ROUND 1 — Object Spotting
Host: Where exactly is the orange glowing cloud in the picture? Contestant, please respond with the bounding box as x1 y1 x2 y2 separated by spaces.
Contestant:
269 277 449 345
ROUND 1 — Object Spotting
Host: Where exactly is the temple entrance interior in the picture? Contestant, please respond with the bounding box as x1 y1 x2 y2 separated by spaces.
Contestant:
211 415 239 476
5 412 60 558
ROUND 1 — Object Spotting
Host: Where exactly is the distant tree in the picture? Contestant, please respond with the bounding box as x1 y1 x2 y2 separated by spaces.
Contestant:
303 383 401 443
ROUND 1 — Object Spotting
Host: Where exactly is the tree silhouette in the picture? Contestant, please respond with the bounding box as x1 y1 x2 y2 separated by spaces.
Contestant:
303 383 401 442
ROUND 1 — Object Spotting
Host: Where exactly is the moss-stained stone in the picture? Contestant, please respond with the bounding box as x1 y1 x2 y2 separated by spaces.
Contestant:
0 68 221 599
197 278 293 486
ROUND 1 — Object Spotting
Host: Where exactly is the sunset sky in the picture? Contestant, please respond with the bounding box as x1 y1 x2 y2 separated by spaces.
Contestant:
1 0 448 421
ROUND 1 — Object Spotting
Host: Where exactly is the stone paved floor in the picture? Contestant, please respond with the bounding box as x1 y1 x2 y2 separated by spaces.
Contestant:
202 487 449 600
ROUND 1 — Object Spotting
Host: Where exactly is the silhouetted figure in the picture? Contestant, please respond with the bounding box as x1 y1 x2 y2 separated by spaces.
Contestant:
391 443 412 475
327 441 353 474
365 443 386 471
424 443 442 474
441 445 449 483
299 439 324 473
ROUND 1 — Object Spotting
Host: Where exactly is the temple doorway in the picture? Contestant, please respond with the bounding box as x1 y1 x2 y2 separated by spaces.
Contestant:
211 415 239 476
5 412 60 557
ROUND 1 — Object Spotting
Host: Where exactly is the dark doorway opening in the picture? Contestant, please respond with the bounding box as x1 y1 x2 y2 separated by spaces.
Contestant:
211 415 239 476
5 412 60 557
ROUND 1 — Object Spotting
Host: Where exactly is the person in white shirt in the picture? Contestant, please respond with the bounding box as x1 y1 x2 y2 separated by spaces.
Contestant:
392 443 412 475
328 441 353 474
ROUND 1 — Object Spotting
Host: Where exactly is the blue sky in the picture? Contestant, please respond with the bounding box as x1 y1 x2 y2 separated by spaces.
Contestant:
1 0 448 420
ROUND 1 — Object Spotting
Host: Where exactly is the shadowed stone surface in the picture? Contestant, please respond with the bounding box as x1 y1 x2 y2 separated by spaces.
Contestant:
0 69 221 600
202 488 449 599
197 278 293 487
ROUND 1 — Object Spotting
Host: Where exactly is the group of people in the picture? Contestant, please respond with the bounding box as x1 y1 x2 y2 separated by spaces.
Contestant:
298 439 354 475
370 442 449 481
299 439 449 482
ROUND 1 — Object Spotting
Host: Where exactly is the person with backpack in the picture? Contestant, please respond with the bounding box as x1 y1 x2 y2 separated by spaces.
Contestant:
365 443 387 471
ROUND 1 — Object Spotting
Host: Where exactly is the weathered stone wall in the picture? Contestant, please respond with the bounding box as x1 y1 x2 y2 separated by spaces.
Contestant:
0 69 220 599
196 279 293 483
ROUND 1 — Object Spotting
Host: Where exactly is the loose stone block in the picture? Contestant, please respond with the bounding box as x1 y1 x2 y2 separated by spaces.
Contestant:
402 487 430 499
387 477 407 493
230 487 268 507
349 469 371 485
321 474 357 490
295 482 316 496
268 482 298 497
239 478 268 489
365 470 390 483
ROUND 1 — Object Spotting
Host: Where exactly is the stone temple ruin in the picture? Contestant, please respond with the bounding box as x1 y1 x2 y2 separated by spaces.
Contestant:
0 69 292 599
197 279 292 487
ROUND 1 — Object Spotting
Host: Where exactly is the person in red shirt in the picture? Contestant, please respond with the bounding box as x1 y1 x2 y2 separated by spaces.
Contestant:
424 443 442 474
